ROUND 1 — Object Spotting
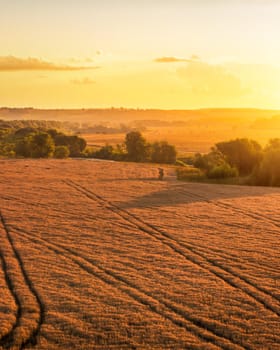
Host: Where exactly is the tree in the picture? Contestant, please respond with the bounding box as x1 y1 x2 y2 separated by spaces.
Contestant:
253 149 280 186
93 144 114 159
30 132 55 158
252 139 280 186
215 138 262 176
54 145 70 158
54 134 86 157
194 150 226 172
125 131 149 162
151 141 177 164
15 135 33 157
265 138 280 151
14 127 37 138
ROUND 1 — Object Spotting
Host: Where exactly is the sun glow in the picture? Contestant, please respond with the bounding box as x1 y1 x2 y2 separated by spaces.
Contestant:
1 0 280 109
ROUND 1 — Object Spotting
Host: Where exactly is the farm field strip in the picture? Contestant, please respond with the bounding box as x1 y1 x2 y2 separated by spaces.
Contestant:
65 180 280 346
0 211 44 350
6 216 243 350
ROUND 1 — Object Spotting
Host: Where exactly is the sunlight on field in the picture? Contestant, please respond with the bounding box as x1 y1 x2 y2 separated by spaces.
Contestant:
83 125 280 155
0 159 280 349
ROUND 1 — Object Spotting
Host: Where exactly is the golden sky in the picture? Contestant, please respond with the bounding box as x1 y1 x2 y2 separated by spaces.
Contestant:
1 0 280 109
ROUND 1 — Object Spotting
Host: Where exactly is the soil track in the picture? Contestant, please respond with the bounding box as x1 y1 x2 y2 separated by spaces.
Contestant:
0 211 44 349
0 159 279 349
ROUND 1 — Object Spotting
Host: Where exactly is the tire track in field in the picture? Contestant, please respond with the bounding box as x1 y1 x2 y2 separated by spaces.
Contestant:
166 188 279 275
0 210 44 350
66 181 280 320
176 188 280 300
179 188 280 231
65 180 276 350
0 249 21 347
9 225 244 350
185 240 280 277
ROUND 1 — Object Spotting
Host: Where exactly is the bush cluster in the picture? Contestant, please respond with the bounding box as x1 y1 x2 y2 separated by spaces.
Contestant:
178 138 280 187
88 131 177 164
0 125 86 158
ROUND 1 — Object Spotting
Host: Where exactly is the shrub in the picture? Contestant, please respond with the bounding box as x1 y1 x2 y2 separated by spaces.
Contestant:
251 148 280 186
54 145 70 159
93 144 115 159
215 138 262 175
193 151 226 172
207 163 238 179
30 132 55 158
176 166 205 181
151 141 177 164
54 134 86 157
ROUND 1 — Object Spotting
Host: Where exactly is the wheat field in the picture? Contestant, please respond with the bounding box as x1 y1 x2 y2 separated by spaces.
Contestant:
0 159 279 349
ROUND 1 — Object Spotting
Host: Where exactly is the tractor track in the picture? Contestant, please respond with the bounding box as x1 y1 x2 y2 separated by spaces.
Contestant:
9 223 246 350
176 187 280 298
0 247 21 348
65 180 280 321
0 210 44 350
179 188 280 231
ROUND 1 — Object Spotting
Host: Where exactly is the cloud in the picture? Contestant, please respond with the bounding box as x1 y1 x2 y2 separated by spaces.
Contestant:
177 61 250 98
68 57 95 64
0 56 99 71
154 55 200 63
154 56 192 63
71 77 96 85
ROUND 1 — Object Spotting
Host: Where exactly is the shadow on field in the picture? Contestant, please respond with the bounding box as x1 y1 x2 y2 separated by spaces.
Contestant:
119 182 280 209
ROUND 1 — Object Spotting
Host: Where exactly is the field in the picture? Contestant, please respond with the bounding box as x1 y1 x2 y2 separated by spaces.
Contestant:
2 107 280 154
0 159 280 349
82 124 280 155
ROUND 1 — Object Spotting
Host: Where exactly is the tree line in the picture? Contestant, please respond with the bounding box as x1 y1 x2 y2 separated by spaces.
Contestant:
87 131 177 164
0 126 177 164
177 138 280 186
0 126 86 158
1 122 280 187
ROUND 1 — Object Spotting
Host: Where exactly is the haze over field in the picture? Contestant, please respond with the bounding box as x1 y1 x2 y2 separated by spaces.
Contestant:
1 0 280 109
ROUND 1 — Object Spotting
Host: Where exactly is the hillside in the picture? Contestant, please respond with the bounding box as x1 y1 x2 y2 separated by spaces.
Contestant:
0 159 280 349
1 107 279 123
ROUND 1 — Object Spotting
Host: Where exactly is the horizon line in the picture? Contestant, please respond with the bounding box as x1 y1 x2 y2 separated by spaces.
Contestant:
1 106 280 112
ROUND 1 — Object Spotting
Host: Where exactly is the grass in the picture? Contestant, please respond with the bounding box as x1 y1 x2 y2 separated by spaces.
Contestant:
0 159 279 349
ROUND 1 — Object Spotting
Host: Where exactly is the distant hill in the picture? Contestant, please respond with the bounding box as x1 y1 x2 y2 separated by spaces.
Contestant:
0 107 279 123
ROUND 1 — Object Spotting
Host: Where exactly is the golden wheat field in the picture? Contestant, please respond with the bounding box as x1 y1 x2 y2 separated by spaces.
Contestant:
0 159 279 350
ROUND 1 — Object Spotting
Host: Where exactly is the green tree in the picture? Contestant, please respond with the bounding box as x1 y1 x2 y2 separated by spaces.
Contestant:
151 141 177 164
30 132 55 158
215 138 262 176
15 135 33 157
93 144 114 159
207 163 238 179
194 150 226 172
252 139 280 186
125 131 149 162
54 134 86 157
54 145 70 158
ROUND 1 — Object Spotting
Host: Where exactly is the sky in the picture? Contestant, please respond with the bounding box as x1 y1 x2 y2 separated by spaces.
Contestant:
1 0 280 109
